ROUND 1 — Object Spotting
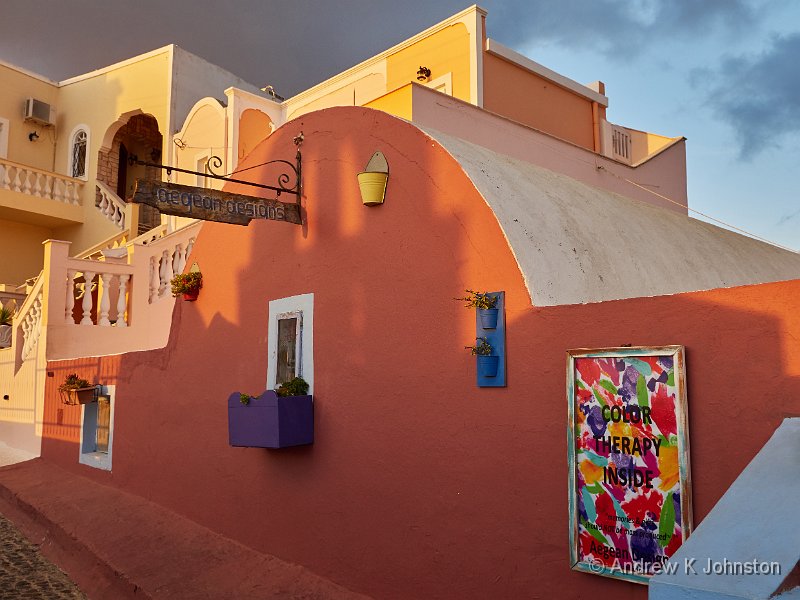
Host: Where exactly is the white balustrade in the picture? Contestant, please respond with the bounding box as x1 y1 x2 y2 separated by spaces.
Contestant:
0 158 82 205
65 269 76 323
611 125 632 163
149 256 159 303
17 276 44 361
95 181 127 229
149 233 197 303
116 275 129 328
63 262 132 328
79 271 95 325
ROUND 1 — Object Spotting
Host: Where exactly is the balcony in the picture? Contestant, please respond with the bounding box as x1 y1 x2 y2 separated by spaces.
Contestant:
0 157 84 227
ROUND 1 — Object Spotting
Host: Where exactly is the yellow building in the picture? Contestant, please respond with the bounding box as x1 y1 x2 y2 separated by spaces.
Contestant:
0 45 263 295
172 6 686 213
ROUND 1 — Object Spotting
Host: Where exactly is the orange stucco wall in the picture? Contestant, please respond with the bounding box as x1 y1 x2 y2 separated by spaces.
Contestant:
40 107 800 600
237 108 273 162
483 52 596 150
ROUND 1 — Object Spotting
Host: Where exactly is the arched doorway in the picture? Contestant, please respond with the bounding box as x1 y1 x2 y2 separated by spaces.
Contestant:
97 113 163 235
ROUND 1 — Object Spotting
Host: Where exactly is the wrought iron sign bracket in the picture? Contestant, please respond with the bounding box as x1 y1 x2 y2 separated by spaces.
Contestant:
128 132 303 204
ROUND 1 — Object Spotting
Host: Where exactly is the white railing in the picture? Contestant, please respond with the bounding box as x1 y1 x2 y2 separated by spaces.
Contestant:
131 223 169 247
95 181 126 229
75 223 170 261
611 125 632 163
65 259 133 328
15 272 44 361
59 221 200 328
0 157 82 205
75 230 130 260
147 225 198 303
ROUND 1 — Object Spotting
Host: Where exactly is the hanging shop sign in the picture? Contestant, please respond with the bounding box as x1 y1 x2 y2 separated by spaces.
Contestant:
132 180 301 226
129 134 304 227
567 346 692 584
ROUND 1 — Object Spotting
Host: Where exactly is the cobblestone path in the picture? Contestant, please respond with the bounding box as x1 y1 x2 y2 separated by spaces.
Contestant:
0 513 86 599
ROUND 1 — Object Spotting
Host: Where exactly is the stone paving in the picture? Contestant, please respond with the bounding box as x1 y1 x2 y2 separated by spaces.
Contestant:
0 512 86 599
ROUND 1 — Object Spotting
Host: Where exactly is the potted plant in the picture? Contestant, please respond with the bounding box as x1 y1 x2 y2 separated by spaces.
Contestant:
0 304 13 349
59 373 97 405
228 377 313 448
465 337 499 378
171 271 203 301
455 289 499 329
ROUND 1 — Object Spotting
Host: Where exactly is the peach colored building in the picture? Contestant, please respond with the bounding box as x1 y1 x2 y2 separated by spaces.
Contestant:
2 7 798 599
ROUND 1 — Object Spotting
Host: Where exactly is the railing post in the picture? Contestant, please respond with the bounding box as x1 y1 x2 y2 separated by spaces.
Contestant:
41 239 72 330
116 275 130 327
65 269 76 324
98 273 112 326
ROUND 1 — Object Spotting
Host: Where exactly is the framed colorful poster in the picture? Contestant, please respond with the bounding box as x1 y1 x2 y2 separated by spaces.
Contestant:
567 346 692 584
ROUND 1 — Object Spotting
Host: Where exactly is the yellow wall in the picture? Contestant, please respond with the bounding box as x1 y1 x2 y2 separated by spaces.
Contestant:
0 63 59 171
286 72 386 120
286 21 472 122
55 52 172 253
385 23 471 103
628 129 678 163
173 100 227 188
483 53 595 150
0 218 52 286
364 85 413 121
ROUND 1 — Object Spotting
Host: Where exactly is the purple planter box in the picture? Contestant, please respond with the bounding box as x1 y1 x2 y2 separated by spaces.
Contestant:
228 390 313 449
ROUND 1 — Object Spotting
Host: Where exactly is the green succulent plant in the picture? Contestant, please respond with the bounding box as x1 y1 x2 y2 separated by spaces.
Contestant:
465 337 493 356
275 377 309 397
454 289 497 310
0 306 14 326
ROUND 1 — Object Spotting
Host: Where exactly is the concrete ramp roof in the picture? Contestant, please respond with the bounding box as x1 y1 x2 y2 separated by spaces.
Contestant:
424 128 800 306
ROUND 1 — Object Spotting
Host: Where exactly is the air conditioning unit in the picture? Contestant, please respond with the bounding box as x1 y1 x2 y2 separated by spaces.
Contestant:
23 98 55 127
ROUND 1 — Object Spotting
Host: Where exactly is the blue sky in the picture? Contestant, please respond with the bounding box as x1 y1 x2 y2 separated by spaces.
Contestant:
2 1 798 248
509 1 800 250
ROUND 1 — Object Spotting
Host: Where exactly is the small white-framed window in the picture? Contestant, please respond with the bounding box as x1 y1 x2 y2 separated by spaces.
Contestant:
79 384 115 471
68 125 90 179
267 293 313 394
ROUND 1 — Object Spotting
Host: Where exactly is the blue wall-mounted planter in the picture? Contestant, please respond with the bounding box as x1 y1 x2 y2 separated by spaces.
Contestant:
477 291 506 387
228 390 313 448
478 308 499 329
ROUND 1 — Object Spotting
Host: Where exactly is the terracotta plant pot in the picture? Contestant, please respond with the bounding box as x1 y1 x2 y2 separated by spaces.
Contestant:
183 289 199 302
61 386 97 406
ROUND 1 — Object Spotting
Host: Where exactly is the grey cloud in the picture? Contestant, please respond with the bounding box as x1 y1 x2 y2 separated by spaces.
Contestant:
0 0 763 97
706 33 800 159
481 0 758 55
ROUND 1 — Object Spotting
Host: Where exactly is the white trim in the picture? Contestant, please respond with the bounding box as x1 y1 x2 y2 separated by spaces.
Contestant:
67 124 90 180
485 39 609 107
425 73 453 96
193 151 210 187
58 46 174 87
267 293 314 394
466 7 487 107
0 117 9 159
0 58 59 85
79 384 115 471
